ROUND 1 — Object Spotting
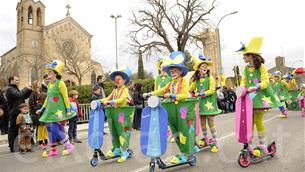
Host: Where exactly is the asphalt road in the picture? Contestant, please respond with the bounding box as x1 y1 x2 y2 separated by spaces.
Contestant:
0 110 304 172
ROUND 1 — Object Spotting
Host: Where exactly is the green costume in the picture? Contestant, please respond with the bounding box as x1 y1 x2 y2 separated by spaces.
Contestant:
288 90 301 110
40 80 75 122
244 66 282 109
105 106 135 149
155 75 171 90
161 99 197 154
273 81 289 101
192 77 221 115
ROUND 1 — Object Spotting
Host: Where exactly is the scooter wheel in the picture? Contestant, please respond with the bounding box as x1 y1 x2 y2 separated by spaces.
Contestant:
127 149 133 158
238 153 251 168
268 142 276 157
90 157 98 167
149 162 155 172
189 155 197 166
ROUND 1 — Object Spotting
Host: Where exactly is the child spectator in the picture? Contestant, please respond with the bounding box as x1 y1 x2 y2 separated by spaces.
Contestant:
16 103 34 153
68 90 83 144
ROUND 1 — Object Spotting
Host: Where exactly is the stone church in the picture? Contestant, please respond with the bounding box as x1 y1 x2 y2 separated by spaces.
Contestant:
0 0 104 88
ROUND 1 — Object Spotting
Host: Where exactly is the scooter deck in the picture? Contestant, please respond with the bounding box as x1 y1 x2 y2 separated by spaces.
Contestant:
155 156 196 169
88 105 105 149
140 105 168 158
235 94 253 144
240 142 276 166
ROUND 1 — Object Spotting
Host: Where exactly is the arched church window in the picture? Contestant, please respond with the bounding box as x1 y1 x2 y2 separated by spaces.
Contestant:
31 68 38 83
21 7 24 25
37 8 42 26
17 10 20 29
91 70 96 84
28 6 33 24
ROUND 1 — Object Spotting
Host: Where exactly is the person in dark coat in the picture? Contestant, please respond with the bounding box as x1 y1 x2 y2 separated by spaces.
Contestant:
41 74 49 93
0 89 8 135
132 83 144 130
91 85 101 101
228 88 237 112
6 76 32 152
91 85 107 134
95 75 106 99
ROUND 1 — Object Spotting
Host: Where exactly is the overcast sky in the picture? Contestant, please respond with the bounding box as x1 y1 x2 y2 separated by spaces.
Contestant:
0 0 304 77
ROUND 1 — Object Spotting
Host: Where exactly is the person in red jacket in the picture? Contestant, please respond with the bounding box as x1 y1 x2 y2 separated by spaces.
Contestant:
68 90 83 144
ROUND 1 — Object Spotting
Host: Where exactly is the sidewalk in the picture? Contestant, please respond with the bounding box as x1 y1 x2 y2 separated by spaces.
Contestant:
0 123 108 145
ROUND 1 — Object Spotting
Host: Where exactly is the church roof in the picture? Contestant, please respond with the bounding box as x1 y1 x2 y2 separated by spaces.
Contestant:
46 16 93 38
0 47 16 57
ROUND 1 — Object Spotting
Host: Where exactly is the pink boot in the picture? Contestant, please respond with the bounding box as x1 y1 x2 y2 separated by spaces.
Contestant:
302 111 305 117
42 148 58 157
62 143 75 156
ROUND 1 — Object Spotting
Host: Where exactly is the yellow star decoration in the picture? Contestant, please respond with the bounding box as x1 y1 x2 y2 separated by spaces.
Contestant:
205 101 214 110
249 67 255 73
55 110 63 116
262 96 271 104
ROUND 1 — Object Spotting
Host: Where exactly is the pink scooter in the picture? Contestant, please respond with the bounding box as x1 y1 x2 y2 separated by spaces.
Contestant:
235 86 276 168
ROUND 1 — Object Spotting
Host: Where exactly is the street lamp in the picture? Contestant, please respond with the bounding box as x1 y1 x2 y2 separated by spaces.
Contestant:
110 14 122 69
215 11 238 87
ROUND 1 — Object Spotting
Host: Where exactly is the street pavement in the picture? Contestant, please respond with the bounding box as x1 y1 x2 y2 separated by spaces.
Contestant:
0 109 304 172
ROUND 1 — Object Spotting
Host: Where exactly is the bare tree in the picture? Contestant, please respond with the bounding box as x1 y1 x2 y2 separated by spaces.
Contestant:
129 0 216 57
24 54 45 82
53 38 94 85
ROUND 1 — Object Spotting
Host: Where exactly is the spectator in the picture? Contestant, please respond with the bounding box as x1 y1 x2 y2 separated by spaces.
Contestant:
16 103 34 153
29 80 48 150
0 89 8 135
41 74 49 93
128 80 135 99
95 75 106 99
68 90 83 144
91 86 107 134
222 86 230 113
228 87 237 112
91 85 101 101
216 87 226 113
6 76 32 152
132 83 144 130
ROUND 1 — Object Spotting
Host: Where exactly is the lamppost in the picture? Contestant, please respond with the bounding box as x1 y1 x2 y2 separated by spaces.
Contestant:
215 11 238 87
110 14 122 69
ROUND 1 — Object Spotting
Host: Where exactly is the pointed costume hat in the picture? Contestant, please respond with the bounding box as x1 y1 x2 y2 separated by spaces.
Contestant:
236 37 263 55
156 56 170 70
192 53 212 70
163 51 188 77
45 60 65 75
110 65 132 85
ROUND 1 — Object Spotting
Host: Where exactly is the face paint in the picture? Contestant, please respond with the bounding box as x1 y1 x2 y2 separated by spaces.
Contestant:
114 75 125 87
170 67 182 79
199 63 208 75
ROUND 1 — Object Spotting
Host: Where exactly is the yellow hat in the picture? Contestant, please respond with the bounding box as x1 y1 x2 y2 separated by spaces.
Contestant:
236 37 263 55
45 60 65 75
156 57 169 70
192 53 212 70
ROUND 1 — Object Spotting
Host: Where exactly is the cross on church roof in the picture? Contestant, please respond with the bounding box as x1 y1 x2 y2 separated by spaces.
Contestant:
66 4 71 17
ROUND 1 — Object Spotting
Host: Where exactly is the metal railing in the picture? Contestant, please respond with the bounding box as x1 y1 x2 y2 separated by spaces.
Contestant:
78 103 91 123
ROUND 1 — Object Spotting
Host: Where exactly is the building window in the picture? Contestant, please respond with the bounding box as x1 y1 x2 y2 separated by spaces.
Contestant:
31 68 38 83
37 8 42 26
17 10 20 29
28 6 33 25
91 70 96 84
21 7 24 26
